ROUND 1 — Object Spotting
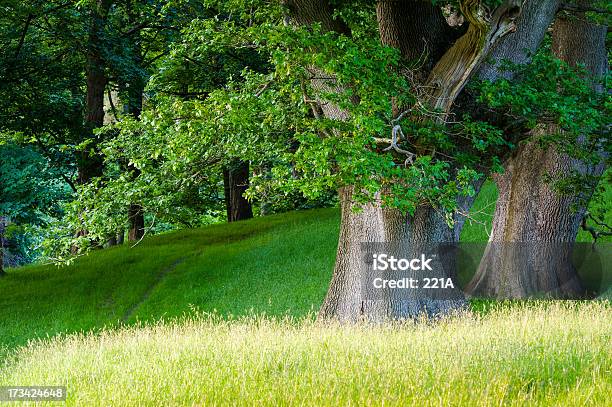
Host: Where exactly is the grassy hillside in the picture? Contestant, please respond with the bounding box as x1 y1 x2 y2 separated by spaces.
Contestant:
0 209 339 353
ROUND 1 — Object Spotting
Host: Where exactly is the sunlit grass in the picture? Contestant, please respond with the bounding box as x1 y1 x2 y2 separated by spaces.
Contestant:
1 184 609 405
1 302 610 406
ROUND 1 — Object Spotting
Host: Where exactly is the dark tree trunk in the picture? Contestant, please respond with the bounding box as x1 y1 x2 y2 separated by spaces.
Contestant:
223 161 253 222
78 62 105 185
73 0 112 249
128 203 145 241
78 0 112 185
127 202 145 242
126 81 145 242
468 2 607 298
125 26 146 242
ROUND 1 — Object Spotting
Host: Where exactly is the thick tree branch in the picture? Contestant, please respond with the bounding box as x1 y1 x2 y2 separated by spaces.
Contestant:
14 14 34 59
424 0 523 113
478 0 561 82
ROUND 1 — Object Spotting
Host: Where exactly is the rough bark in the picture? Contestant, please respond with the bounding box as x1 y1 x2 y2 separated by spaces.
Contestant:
223 161 254 222
468 3 608 298
467 138 589 298
551 3 608 77
283 0 350 35
376 1 456 76
478 0 561 81
318 187 464 322
454 0 562 242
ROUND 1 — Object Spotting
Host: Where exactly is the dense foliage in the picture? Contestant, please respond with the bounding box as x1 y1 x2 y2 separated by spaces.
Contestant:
0 0 609 263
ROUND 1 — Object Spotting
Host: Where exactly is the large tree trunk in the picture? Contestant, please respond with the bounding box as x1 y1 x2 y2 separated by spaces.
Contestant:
286 0 523 321
467 139 589 298
319 1 475 321
318 187 464 322
468 2 607 298
223 161 253 222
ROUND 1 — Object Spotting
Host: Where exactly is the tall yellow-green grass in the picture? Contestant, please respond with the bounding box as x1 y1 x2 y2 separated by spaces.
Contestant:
1 302 610 406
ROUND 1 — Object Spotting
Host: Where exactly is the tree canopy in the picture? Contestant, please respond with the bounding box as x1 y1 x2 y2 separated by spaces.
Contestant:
0 1 609 307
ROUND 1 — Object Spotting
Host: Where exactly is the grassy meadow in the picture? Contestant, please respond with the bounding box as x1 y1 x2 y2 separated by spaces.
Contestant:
1 303 610 406
0 181 610 405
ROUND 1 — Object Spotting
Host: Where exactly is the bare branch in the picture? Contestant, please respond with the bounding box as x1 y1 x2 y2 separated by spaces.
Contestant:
131 212 157 248
381 125 416 166
581 211 612 244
